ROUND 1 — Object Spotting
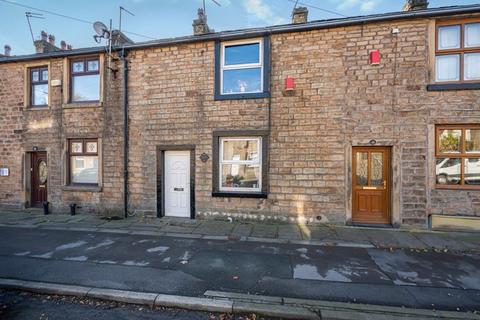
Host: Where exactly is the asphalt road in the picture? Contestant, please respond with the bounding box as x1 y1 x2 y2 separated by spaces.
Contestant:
0 290 268 320
0 226 479 312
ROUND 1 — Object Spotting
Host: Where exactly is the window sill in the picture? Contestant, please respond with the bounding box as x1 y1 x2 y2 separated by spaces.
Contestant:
63 101 102 109
63 185 102 192
26 106 50 110
212 191 267 198
214 92 270 101
435 185 480 190
427 83 480 91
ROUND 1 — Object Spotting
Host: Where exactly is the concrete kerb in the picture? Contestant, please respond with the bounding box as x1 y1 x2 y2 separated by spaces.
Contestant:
205 291 480 320
0 278 318 319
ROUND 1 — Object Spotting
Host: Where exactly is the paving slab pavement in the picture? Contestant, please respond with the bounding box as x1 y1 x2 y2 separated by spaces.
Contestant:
0 210 479 253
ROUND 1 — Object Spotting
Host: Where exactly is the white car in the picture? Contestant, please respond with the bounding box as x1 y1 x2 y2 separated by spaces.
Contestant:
436 158 480 185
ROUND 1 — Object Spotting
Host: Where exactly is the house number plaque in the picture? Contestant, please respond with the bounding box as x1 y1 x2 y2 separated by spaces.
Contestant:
0 168 9 176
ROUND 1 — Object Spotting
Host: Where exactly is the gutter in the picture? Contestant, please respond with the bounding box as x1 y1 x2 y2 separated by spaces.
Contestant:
1 5 480 64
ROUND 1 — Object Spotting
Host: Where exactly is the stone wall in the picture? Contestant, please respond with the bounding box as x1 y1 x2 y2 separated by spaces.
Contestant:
1 13 480 226
127 16 480 225
0 55 125 215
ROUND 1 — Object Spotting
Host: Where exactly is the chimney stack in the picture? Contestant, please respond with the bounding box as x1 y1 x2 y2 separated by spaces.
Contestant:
403 0 429 11
48 34 55 46
61 40 67 50
34 31 60 53
67 44 72 50
292 6 308 24
4 45 11 56
192 8 212 35
110 30 134 46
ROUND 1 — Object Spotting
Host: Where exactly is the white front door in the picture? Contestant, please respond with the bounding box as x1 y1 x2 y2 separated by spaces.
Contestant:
164 151 191 218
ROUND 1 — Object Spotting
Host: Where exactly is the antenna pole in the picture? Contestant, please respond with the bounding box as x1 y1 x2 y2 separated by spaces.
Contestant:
108 19 112 71
119 6 134 34
26 13 35 44
25 12 44 45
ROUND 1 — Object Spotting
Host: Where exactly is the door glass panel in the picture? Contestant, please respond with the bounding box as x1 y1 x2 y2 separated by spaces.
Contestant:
438 129 461 154
371 152 383 186
38 161 47 184
436 158 461 185
464 158 480 185
356 152 368 186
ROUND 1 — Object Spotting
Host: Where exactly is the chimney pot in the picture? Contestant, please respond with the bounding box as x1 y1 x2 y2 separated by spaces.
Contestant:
292 6 308 24
67 44 72 50
403 0 428 11
61 40 67 50
48 34 55 46
41 31 48 41
4 45 11 56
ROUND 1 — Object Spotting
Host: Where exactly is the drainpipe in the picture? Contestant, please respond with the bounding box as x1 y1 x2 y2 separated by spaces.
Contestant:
121 47 129 218
267 32 272 195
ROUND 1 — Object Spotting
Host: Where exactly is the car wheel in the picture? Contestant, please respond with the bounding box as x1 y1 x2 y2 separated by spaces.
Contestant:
437 174 448 184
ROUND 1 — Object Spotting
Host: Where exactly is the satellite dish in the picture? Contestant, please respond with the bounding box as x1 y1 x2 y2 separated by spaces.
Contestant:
93 21 109 38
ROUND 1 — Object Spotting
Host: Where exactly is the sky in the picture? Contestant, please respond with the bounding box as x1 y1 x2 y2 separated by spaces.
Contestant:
0 0 479 55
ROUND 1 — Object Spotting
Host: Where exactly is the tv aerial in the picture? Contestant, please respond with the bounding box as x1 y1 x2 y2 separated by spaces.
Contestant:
202 0 221 14
93 21 110 43
25 12 44 44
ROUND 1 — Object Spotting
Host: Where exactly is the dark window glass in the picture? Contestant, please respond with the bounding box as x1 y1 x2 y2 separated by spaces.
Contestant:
30 66 48 106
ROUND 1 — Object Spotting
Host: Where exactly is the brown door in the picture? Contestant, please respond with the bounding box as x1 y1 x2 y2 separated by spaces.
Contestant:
31 152 48 207
352 147 391 224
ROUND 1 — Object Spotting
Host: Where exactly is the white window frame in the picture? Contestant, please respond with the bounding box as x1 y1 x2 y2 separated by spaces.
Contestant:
219 137 262 192
220 38 263 95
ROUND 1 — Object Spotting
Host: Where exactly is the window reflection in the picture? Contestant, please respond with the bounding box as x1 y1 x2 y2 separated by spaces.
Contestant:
464 158 480 185
436 158 461 185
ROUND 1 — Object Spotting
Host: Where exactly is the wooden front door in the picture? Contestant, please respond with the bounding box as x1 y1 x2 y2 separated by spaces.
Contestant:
31 152 48 207
352 147 391 224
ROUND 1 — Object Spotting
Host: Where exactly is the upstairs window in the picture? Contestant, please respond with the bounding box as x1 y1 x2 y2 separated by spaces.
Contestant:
70 57 100 102
435 20 480 83
30 66 48 106
215 37 270 100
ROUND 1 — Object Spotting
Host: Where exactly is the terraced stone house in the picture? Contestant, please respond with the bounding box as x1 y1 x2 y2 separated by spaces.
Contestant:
1 1 480 230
